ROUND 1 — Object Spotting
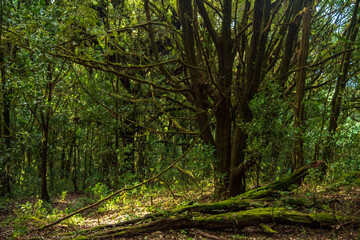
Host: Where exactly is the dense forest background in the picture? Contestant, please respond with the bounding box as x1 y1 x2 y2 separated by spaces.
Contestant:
0 0 360 238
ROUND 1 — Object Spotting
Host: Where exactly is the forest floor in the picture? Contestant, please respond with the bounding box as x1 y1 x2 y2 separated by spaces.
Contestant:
0 180 359 240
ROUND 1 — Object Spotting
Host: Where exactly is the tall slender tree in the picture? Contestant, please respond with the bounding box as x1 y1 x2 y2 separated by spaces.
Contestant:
292 0 312 172
323 0 360 168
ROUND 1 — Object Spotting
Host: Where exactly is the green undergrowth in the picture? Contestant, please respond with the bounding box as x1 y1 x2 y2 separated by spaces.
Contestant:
0 179 214 239
1 169 359 239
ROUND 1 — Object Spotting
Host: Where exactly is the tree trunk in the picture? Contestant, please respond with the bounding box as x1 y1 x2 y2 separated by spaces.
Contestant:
60 147 66 179
178 0 215 147
214 0 234 197
72 132 78 192
179 0 235 196
322 0 360 168
291 0 311 172
0 43 11 198
49 152 54 193
83 130 89 190
229 0 271 197
40 128 50 201
278 0 305 87
39 80 55 201
70 207 360 240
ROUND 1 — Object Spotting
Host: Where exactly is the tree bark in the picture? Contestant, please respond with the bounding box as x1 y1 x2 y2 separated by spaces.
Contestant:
213 2 234 197
229 0 271 197
278 0 305 87
0 2 13 196
178 0 215 147
39 78 55 202
71 131 78 192
291 0 311 172
0 42 11 198
40 127 50 201
176 0 236 196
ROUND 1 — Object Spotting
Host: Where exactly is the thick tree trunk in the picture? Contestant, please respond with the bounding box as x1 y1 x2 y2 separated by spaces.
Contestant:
179 0 235 196
229 0 271 197
214 98 232 195
0 6 14 196
214 0 234 197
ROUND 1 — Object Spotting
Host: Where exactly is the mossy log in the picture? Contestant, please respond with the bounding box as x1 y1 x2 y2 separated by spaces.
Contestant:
67 208 359 239
169 161 321 214
53 162 339 240
54 163 350 239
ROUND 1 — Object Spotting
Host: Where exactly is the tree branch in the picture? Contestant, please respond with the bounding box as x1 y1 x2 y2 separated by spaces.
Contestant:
195 0 220 46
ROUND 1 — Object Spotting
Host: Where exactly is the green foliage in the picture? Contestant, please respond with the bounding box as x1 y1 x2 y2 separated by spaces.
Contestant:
0 198 10 212
83 183 123 213
85 183 110 200
59 191 67 201
231 234 247 240
5 199 51 238
332 171 360 188
245 81 293 182
1 0 360 219
186 143 216 179
11 165 40 198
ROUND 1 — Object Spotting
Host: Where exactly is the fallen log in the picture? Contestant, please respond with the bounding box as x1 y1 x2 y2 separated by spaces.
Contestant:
170 161 322 215
58 162 321 238
67 208 359 239
53 162 333 240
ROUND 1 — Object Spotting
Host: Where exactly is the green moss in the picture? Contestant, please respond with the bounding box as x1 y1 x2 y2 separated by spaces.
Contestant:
72 236 88 240
282 197 309 206
259 223 277 233
172 198 268 215
277 210 312 224
307 212 353 226
232 165 310 200
194 207 278 225
338 171 360 187
235 188 271 200
65 208 360 239
193 207 357 228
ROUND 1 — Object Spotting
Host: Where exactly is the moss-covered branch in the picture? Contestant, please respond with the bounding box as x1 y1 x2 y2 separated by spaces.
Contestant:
39 162 333 239
66 208 359 239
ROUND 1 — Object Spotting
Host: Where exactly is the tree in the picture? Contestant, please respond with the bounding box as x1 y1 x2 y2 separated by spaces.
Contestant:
46 0 332 197
292 0 312 172
1 0 360 204
0 0 16 197
323 0 360 169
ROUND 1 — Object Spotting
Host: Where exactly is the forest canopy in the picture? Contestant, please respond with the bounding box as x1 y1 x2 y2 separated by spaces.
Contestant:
0 0 360 238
